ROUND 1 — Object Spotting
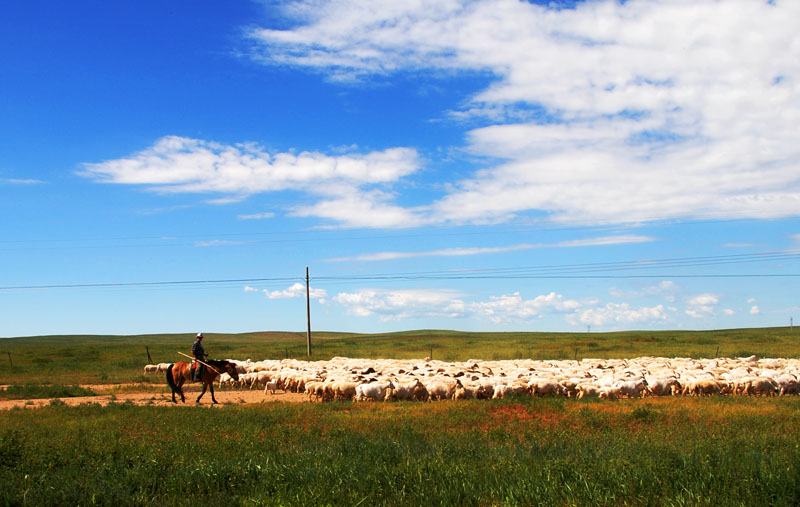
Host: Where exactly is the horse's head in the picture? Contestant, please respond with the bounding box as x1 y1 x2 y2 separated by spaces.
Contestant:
224 361 240 381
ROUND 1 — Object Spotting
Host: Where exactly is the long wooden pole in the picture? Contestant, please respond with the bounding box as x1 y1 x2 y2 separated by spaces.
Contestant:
177 351 222 375
306 266 312 358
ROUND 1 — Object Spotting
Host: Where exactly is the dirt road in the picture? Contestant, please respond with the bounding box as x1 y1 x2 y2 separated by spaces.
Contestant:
0 384 308 410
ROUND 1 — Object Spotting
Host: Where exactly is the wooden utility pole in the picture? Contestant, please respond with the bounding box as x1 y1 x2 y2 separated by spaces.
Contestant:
306 266 312 358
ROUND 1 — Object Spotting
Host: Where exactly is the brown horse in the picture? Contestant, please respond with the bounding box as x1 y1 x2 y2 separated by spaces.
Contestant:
166 359 240 404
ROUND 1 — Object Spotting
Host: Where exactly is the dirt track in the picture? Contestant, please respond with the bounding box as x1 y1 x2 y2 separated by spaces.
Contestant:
0 384 308 410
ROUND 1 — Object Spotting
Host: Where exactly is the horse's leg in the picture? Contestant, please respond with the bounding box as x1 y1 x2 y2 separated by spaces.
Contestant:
176 376 186 403
170 378 177 403
196 383 207 404
210 381 218 404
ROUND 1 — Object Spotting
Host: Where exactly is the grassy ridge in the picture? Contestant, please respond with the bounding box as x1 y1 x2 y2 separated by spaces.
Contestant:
1 397 799 505
1 326 797 385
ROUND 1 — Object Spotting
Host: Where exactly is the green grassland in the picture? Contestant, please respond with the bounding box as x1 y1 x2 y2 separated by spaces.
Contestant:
1 397 799 505
1 327 800 505
1 326 797 385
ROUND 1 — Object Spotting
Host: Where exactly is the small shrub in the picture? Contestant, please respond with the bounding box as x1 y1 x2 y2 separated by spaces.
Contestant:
630 405 660 423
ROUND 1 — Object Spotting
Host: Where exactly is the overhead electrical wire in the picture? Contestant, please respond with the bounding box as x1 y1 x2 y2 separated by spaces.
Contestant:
1 250 798 292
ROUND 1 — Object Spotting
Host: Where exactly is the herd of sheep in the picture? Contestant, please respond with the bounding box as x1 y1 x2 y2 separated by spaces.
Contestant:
145 355 800 401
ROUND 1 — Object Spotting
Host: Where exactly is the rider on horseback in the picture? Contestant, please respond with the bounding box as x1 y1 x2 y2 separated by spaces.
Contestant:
191 333 207 381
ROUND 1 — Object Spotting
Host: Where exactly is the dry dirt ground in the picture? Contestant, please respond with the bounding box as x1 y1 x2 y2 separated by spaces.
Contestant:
0 384 308 410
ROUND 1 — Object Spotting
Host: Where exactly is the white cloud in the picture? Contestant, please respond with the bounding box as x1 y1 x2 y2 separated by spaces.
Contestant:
332 288 582 324
723 309 735 316
688 294 719 307
288 188 427 228
328 234 654 262
330 286 681 328
332 288 466 321
750 305 761 315
470 291 581 324
81 136 423 228
571 303 669 327
747 298 757 304
685 293 719 318
82 136 419 192
249 0 800 227
243 286 259 293
263 282 327 300
237 212 275 220
609 280 678 302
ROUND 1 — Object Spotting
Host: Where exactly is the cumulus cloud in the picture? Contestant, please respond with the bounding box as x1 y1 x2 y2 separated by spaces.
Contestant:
685 293 719 318
263 282 327 300
750 305 761 315
570 303 669 327
332 288 466 321
330 286 680 328
81 136 423 228
470 291 581 324
249 0 800 226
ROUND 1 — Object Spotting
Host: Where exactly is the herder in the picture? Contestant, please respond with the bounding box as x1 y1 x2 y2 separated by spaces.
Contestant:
191 333 207 381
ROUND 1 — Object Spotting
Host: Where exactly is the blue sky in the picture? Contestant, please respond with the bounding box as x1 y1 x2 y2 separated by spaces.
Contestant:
2 0 799 337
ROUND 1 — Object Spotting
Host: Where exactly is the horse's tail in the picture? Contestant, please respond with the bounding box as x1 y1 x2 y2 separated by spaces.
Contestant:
166 363 176 392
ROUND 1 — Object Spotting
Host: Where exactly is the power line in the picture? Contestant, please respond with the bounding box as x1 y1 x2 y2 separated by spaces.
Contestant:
1 250 798 292
0 277 302 291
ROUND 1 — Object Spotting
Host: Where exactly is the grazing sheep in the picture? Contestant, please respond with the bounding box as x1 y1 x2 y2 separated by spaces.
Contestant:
576 383 601 400
200 354 798 403
644 377 680 397
263 380 279 395
425 378 458 401
528 379 564 397
744 378 778 396
354 381 395 402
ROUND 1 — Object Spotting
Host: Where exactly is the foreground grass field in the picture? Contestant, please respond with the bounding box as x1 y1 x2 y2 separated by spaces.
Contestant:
1 397 799 505
1 326 797 385
1 328 799 505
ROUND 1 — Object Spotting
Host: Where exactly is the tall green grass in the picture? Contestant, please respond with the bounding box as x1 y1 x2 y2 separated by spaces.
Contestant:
1 397 798 505
1 327 798 385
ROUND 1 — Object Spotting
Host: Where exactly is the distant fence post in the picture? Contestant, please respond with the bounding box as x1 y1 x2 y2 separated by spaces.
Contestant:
146 346 153 363
7 352 11 367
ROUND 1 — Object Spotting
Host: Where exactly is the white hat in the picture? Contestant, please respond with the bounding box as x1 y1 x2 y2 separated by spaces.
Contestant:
196 332 204 338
